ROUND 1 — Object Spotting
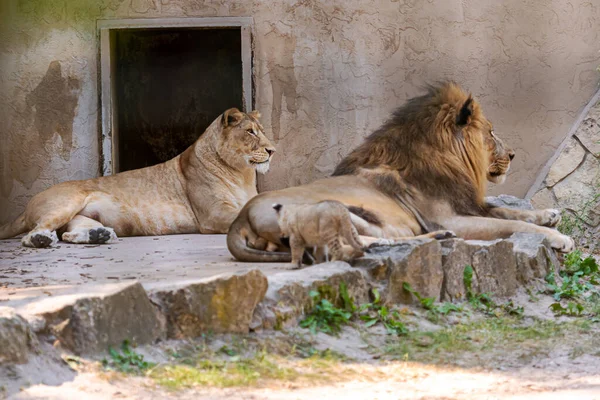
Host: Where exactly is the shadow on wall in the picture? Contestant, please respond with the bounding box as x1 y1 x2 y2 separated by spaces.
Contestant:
1 61 80 202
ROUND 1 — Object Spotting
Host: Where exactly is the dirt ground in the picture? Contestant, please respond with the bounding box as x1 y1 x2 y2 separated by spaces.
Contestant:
5 287 600 400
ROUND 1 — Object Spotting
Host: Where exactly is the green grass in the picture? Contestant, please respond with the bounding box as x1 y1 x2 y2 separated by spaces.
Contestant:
150 353 300 389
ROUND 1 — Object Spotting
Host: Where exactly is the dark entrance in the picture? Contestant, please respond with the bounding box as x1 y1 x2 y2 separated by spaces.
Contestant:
113 28 243 172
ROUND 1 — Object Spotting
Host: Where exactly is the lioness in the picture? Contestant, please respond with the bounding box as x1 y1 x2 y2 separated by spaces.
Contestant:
273 201 366 268
227 82 573 261
0 108 275 248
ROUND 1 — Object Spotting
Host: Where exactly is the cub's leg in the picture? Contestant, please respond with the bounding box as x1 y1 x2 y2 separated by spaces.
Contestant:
326 236 344 262
486 205 561 227
440 216 574 253
289 235 306 269
21 190 88 248
61 215 117 245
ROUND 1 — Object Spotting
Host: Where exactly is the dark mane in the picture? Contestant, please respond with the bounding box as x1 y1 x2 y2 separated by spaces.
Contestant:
332 81 488 216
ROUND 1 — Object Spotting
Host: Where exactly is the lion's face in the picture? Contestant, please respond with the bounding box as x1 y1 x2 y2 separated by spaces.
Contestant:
218 109 276 174
483 124 515 185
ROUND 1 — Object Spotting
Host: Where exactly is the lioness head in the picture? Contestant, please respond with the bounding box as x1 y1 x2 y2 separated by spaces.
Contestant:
218 108 276 173
454 95 515 185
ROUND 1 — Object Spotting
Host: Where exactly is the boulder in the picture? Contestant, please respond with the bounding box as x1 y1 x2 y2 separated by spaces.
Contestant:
18 282 165 355
485 194 534 210
0 307 37 365
507 233 560 285
353 239 443 304
150 269 268 338
440 239 517 301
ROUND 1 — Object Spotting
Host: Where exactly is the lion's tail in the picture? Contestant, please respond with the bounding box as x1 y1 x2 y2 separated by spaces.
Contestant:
227 214 291 262
0 213 28 240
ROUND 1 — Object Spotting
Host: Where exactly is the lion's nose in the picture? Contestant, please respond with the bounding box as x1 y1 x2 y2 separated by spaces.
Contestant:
266 148 275 156
509 151 515 161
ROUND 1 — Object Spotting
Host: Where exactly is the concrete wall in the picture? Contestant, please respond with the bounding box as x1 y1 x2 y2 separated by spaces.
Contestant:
1 0 600 224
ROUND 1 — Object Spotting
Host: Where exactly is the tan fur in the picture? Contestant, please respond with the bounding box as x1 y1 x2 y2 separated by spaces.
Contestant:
227 82 573 262
0 108 275 248
274 201 365 268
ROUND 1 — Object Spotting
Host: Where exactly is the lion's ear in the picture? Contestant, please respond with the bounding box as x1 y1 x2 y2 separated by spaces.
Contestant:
248 110 261 120
456 96 473 126
222 108 244 127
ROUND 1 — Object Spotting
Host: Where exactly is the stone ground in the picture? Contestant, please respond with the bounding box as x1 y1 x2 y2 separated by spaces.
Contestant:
0 235 287 306
2 234 600 399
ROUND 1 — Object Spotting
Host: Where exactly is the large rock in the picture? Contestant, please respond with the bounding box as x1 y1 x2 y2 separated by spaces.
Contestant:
353 239 443 304
0 307 37 365
507 233 560 285
545 138 586 187
18 282 165 355
553 155 600 216
252 262 369 331
150 269 268 338
441 239 517 301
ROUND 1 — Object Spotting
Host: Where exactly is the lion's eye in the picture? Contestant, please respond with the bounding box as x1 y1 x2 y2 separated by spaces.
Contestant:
490 130 494 136
246 129 256 136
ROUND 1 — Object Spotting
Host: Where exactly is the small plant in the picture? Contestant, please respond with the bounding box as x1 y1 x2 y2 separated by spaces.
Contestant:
463 265 497 313
402 282 463 315
546 250 600 301
546 250 600 318
300 287 353 335
102 340 155 374
358 289 407 335
500 300 524 317
550 302 585 316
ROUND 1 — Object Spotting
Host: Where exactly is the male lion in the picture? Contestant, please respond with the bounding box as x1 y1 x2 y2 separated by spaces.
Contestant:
272 200 366 269
227 82 573 262
0 108 275 248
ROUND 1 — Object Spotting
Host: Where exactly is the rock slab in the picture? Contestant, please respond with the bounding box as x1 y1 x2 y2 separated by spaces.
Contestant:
357 239 444 304
150 269 268 338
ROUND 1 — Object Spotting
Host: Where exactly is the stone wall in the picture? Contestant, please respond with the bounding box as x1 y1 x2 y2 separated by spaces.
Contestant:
1 0 600 224
530 94 600 253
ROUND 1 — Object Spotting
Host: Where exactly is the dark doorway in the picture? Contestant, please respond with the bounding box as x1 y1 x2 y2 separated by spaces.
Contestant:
113 28 243 172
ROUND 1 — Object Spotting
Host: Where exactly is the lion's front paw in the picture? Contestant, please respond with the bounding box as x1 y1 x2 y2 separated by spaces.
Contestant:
549 233 575 253
540 209 561 227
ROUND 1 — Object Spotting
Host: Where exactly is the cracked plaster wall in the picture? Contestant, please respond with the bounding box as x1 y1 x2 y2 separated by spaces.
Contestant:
1 0 600 224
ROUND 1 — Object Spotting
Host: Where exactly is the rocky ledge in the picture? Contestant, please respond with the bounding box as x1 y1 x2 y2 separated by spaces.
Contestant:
0 197 563 364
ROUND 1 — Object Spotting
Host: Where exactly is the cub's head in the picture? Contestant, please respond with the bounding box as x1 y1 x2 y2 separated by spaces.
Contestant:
454 94 515 185
218 108 276 173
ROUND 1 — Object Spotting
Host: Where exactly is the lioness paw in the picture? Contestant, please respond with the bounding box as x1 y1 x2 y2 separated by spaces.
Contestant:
22 230 58 248
62 227 117 244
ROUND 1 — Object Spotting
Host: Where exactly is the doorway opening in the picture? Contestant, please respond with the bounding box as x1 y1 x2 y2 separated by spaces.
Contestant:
99 18 253 174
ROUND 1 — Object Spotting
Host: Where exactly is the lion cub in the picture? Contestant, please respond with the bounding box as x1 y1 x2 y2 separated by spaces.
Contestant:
272 200 365 269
